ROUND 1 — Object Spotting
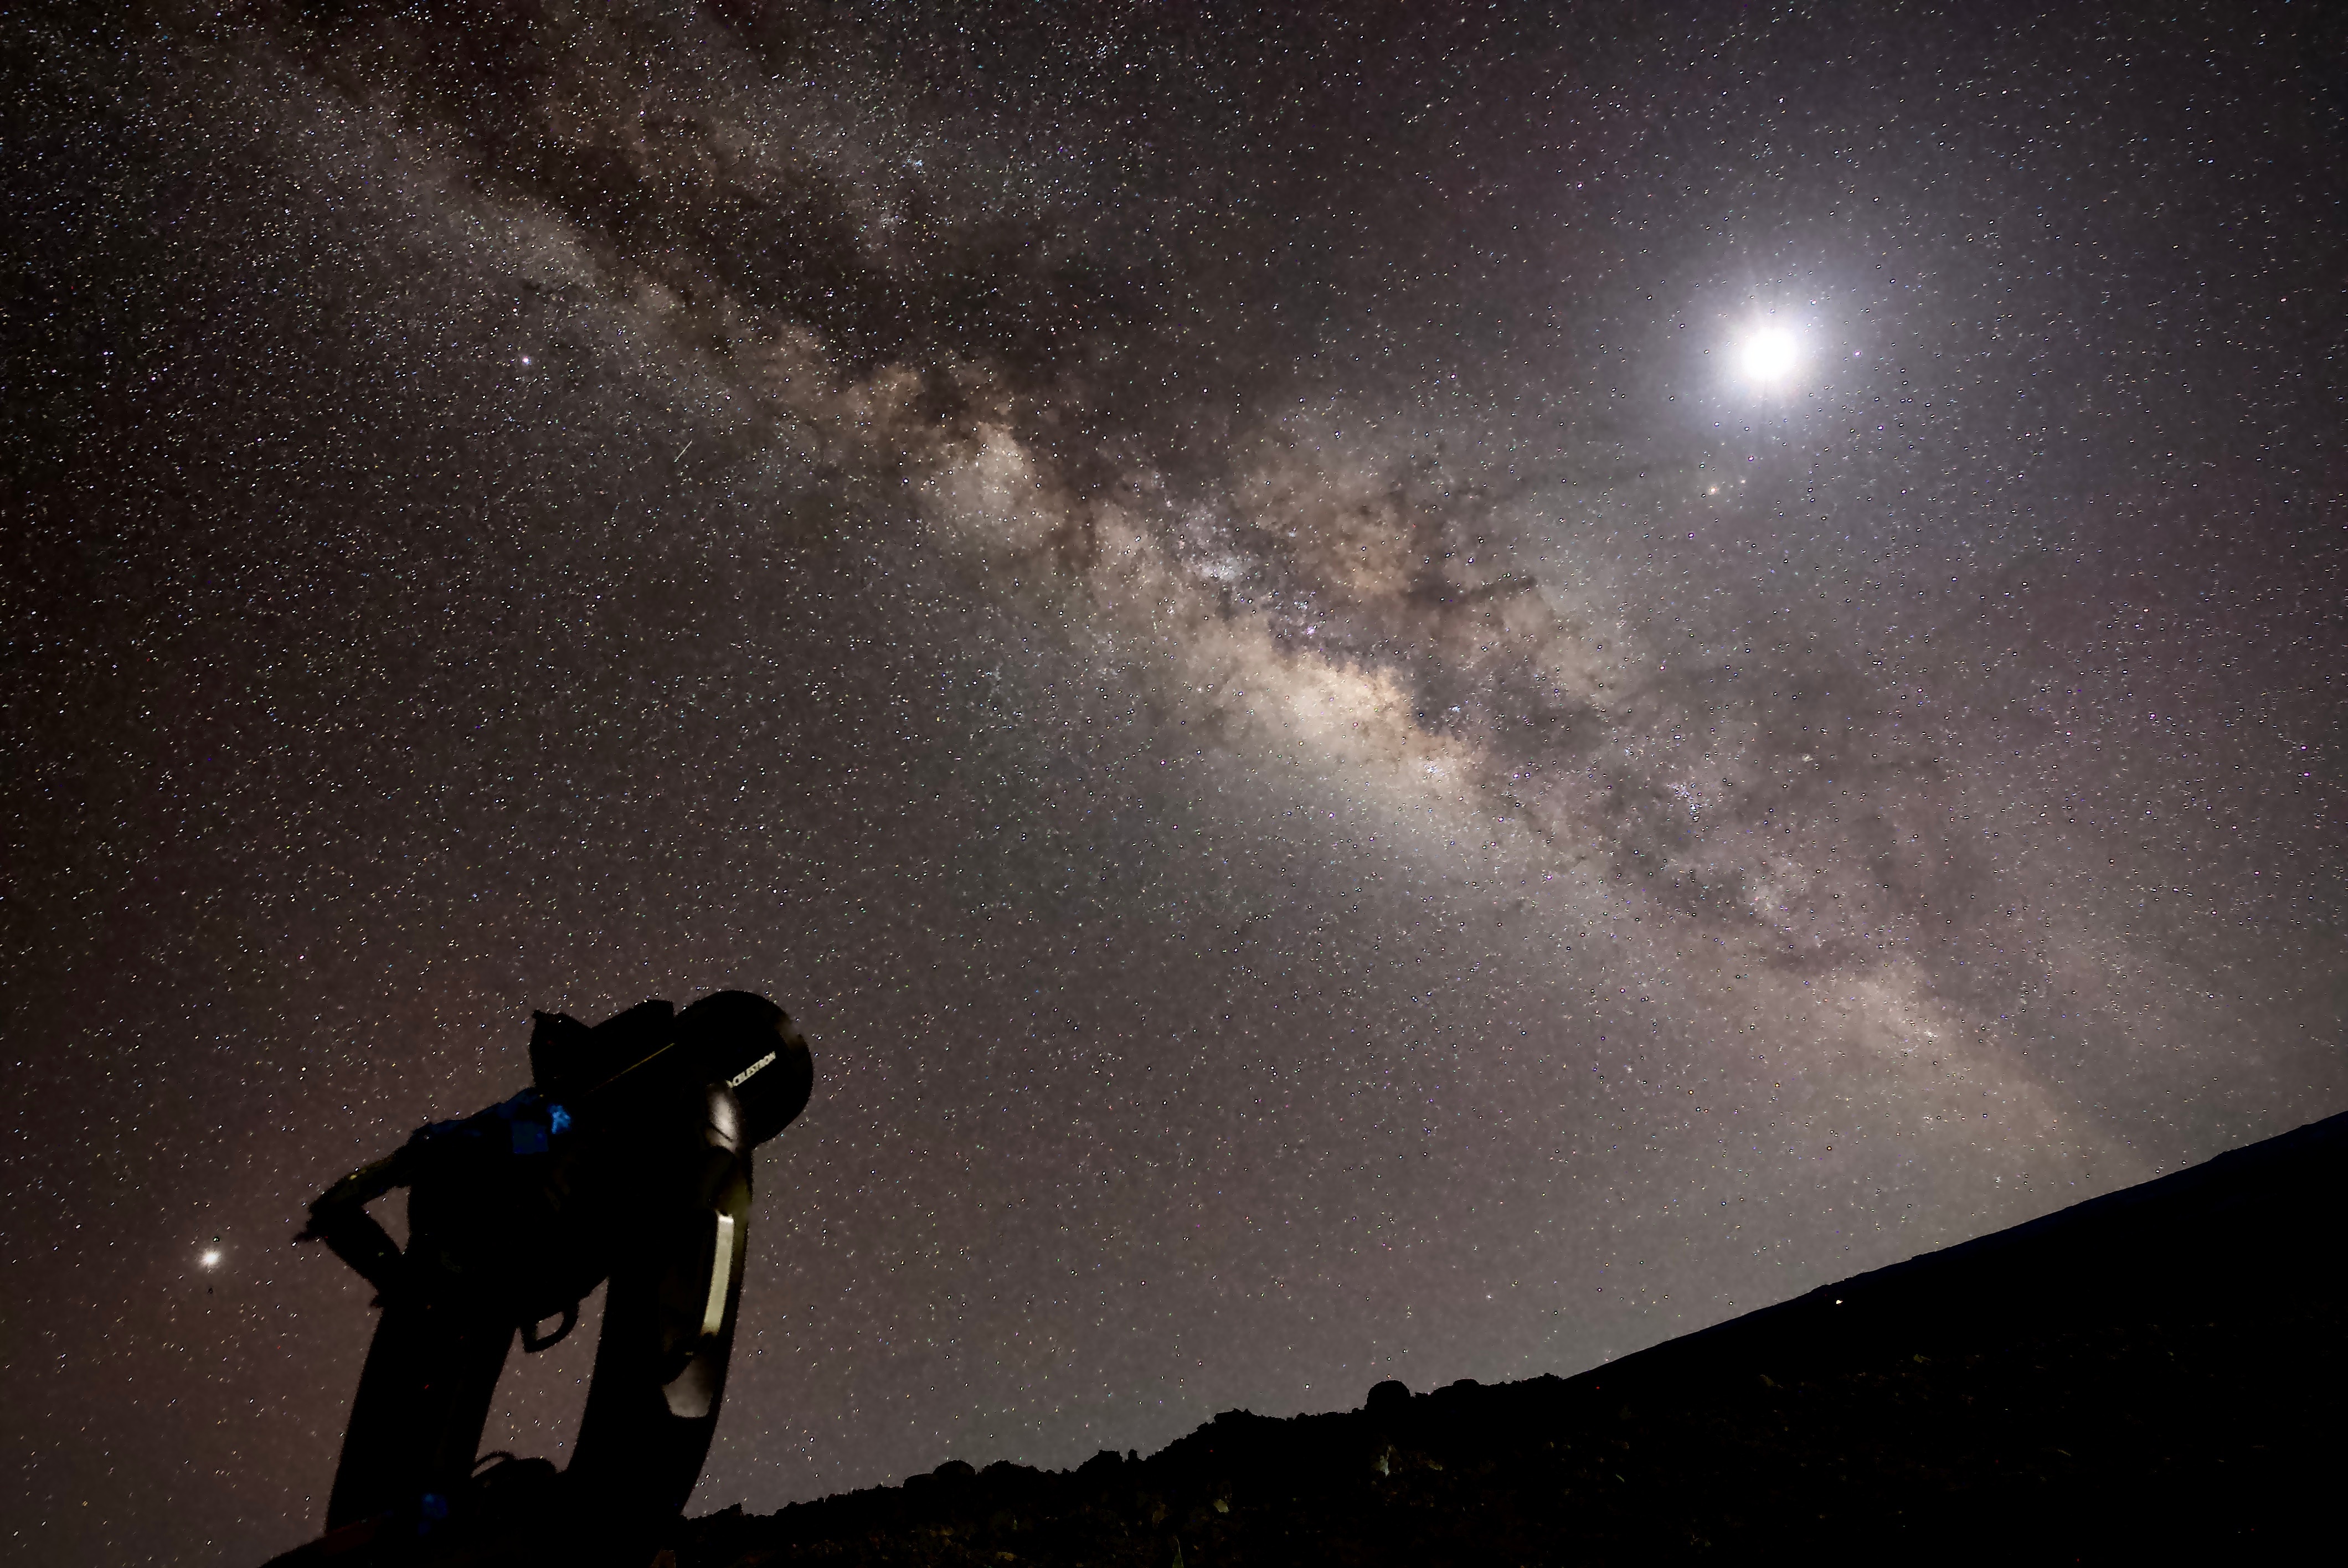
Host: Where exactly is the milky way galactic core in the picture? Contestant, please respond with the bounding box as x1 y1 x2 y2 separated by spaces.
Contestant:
4 4 2343 1564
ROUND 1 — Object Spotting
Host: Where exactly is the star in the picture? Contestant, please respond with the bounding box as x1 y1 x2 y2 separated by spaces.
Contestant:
10 6 2338 1563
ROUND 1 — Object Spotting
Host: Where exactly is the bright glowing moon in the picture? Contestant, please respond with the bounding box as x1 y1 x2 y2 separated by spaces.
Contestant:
1738 326 1801 382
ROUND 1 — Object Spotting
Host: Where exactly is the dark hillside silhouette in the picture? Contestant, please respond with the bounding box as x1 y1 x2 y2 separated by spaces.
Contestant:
674 1111 2348 1564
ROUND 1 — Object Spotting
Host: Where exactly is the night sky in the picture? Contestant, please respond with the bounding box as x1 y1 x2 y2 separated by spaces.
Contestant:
6 2 2345 1562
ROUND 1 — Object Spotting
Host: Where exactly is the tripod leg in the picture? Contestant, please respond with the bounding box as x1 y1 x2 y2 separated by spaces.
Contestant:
568 1083 753 1529
325 1291 513 1529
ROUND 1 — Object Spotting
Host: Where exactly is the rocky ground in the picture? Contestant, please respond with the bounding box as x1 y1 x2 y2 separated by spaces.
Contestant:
669 1112 2346 1565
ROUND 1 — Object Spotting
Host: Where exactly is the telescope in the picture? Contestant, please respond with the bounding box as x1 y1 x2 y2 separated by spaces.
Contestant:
271 992 812 1565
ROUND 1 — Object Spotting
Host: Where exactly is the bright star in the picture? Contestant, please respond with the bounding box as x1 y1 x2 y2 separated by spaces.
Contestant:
200 1250 222 1268
1738 326 1801 383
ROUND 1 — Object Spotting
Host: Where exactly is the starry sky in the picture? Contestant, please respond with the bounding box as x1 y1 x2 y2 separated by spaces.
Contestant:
5 2 2345 1562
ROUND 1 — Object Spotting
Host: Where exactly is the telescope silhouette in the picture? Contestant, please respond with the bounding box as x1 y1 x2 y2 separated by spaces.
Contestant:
273 992 812 1565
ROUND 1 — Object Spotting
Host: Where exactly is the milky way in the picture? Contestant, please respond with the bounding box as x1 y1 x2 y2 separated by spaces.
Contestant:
6 4 2344 1562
